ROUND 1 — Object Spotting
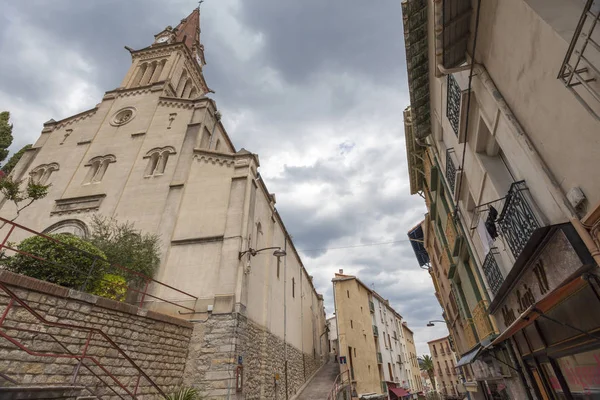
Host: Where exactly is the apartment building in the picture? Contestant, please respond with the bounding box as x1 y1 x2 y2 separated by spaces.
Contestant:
403 0 600 398
332 272 423 399
428 336 460 399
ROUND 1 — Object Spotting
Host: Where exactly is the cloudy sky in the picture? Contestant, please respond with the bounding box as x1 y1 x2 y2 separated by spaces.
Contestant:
0 0 447 354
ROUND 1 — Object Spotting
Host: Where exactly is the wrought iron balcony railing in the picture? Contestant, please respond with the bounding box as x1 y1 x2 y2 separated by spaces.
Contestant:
447 75 462 135
377 352 383 364
497 181 541 259
483 249 504 296
446 148 457 193
472 300 497 340
558 0 600 120
373 325 379 337
369 300 375 313
464 319 478 350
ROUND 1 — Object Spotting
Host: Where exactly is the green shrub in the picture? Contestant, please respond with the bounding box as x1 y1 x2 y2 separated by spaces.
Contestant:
5 233 108 290
91 273 127 301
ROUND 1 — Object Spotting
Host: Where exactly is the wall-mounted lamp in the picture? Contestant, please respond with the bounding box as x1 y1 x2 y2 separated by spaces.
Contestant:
426 320 446 327
239 246 287 260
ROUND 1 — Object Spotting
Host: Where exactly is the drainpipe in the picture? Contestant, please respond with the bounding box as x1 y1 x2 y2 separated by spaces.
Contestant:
283 239 288 400
436 62 578 220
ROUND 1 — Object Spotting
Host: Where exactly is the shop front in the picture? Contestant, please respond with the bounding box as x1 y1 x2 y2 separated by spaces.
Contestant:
488 223 599 400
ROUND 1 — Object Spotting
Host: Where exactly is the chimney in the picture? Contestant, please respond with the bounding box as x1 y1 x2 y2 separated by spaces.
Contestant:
339 269 343 274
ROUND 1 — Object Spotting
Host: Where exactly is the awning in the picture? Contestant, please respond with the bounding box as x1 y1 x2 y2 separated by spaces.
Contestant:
491 273 589 346
389 387 410 397
455 345 482 367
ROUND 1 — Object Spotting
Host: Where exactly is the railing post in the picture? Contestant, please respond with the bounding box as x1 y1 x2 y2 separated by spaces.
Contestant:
80 259 98 292
72 331 93 385
139 279 150 308
134 373 142 395
0 224 16 251
0 299 14 326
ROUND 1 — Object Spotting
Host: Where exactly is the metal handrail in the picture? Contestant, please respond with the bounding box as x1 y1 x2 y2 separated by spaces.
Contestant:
0 281 167 399
327 369 350 400
0 217 198 312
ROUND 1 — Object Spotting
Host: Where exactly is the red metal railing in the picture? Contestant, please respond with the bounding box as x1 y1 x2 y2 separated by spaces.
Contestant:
327 369 350 400
0 217 197 312
0 281 166 399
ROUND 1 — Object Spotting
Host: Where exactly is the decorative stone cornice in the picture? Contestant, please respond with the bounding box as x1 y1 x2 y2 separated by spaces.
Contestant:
45 108 98 132
158 97 196 109
193 152 235 167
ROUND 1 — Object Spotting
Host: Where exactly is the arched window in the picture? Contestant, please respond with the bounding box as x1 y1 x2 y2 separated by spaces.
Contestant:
150 59 167 83
140 61 157 86
144 146 176 177
83 155 116 184
175 70 188 95
181 79 193 98
132 62 147 87
43 219 89 238
30 163 59 185
188 87 198 99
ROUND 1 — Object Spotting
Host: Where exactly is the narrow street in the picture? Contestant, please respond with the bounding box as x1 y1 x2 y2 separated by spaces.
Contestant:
296 359 340 400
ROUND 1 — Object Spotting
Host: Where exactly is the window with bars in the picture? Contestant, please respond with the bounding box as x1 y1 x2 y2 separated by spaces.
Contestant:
447 75 462 135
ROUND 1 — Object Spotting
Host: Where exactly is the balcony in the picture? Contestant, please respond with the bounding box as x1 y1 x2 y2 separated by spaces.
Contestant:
373 325 379 337
369 300 375 313
464 319 478 350
497 181 541 260
377 352 383 364
446 148 457 193
483 249 504 296
558 0 600 120
447 75 462 135
472 300 497 340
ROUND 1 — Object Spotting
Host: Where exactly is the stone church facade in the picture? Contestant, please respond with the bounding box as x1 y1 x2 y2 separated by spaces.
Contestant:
1 8 327 399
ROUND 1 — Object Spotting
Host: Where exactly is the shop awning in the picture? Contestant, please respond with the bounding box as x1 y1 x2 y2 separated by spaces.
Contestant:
455 345 482 367
491 273 590 346
389 387 410 397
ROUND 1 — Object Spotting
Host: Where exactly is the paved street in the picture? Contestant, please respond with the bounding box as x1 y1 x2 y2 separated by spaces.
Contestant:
296 360 340 400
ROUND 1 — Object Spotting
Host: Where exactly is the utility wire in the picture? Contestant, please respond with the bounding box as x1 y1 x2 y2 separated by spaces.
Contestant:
299 239 415 252
454 0 482 216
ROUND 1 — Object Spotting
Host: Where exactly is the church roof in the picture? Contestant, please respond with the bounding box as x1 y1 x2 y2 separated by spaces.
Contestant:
175 8 200 53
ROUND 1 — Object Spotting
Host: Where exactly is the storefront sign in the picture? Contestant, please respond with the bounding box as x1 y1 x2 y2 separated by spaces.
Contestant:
492 229 584 333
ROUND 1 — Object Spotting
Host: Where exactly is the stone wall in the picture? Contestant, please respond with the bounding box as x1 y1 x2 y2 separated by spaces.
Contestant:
184 313 324 400
0 271 193 399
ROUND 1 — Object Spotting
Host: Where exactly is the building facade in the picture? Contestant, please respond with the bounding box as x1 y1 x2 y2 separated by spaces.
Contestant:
0 8 327 399
403 0 600 399
428 336 460 399
332 272 422 399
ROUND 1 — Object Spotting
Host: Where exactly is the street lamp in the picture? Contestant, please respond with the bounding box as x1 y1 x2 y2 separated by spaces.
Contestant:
238 246 286 259
426 320 446 327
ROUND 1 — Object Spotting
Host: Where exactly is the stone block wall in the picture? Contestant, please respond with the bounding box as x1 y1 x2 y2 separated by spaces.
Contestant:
184 313 324 400
0 271 193 399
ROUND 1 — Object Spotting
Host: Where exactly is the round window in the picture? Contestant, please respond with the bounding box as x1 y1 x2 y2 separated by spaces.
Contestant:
111 108 136 126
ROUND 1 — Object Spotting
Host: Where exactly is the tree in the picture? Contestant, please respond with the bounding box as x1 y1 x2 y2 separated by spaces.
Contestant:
0 111 14 165
87 214 161 285
4 233 108 291
2 144 32 175
0 175 50 225
420 354 436 392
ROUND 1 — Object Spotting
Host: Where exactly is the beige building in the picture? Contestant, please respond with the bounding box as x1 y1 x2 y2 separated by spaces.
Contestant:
402 0 600 398
427 337 460 399
332 271 422 399
400 324 422 396
0 8 327 399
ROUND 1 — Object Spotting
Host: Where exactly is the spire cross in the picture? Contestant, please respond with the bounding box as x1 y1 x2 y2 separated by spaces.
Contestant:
198 0 204 9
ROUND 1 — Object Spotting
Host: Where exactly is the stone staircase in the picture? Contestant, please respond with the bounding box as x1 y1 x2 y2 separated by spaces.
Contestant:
295 357 340 400
0 386 93 400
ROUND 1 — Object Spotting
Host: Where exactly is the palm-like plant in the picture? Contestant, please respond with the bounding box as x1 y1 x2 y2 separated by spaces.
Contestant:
166 387 203 400
420 354 436 391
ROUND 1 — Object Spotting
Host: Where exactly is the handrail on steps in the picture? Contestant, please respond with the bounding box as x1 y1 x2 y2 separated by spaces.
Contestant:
0 281 167 399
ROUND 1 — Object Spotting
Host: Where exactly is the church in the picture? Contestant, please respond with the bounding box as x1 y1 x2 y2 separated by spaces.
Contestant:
2 7 327 399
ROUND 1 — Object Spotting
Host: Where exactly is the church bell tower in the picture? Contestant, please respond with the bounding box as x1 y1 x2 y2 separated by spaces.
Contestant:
119 7 211 98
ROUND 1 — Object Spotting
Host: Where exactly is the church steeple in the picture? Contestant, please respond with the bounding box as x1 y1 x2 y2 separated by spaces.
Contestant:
122 7 211 97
